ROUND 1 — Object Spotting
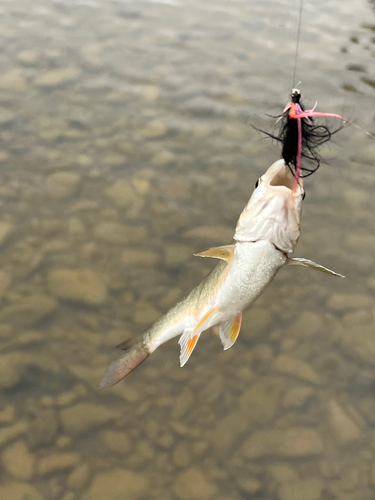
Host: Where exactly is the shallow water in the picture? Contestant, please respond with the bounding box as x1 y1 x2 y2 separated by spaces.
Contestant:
1 0 375 499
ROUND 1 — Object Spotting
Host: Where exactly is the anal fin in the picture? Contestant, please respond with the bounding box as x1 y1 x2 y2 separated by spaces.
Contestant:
179 328 200 367
288 257 344 278
219 313 242 350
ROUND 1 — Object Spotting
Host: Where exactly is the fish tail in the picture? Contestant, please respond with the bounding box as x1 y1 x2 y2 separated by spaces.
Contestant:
98 336 149 389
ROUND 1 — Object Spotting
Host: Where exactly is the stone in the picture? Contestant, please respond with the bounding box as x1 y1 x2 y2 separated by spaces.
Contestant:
172 467 217 500
172 443 191 468
100 430 131 455
56 436 72 448
268 463 299 483
0 222 13 246
0 405 14 425
104 181 141 209
2 440 34 480
121 249 159 267
0 69 27 90
151 150 175 166
278 478 323 500
0 294 57 327
0 108 14 125
0 421 28 447
328 400 361 444
283 387 314 408
0 271 12 301
47 269 107 306
94 222 146 245
27 409 58 448
239 378 283 422
67 463 90 490
60 403 120 436
164 244 195 267
327 293 373 311
38 452 81 475
0 353 60 389
17 50 38 65
45 172 81 200
236 477 261 495
35 68 80 87
211 411 248 454
242 427 324 459
272 355 322 384
132 301 161 326
140 120 168 139
183 225 233 243
84 470 148 500
142 86 160 102
0 482 43 500
288 311 322 337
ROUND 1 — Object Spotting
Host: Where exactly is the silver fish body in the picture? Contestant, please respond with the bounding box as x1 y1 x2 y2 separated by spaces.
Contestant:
99 160 342 388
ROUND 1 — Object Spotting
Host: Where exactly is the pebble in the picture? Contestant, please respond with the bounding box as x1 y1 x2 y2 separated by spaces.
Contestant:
0 271 12 301
140 120 168 139
328 400 361 445
211 411 248 454
35 68 80 87
132 301 161 326
100 430 131 455
83 470 149 500
327 293 373 311
151 150 175 166
17 50 38 65
0 405 15 424
0 294 56 327
268 463 299 484
239 378 283 422
172 442 191 468
38 452 81 475
278 478 323 500
121 249 159 267
2 440 34 480
0 421 28 447
47 269 107 306
0 69 27 90
242 427 324 459
0 483 43 500
0 222 13 246
45 172 81 200
60 403 120 436
283 387 315 408
272 355 322 384
94 222 146 245
104 181 141 209
164 244 195 267
27 408 59 448
183 225 233 243
172 467 217 500
67 463 90 490
236 477 261 495
142 85 161 102
0 108 14 125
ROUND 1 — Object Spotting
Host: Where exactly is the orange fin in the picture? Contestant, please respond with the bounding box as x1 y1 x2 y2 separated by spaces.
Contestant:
194 245 235 262
179 328 200 367
192 306 221 336
219 313 242 350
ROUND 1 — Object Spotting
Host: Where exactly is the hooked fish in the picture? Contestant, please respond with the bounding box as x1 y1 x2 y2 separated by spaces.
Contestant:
99 159 343 389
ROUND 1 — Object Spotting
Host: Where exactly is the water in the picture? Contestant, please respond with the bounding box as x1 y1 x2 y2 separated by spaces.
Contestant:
0 0 375 498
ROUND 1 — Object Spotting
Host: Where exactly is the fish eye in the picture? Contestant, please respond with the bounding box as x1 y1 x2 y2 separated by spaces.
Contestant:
255 179 259 188
302 191 306 200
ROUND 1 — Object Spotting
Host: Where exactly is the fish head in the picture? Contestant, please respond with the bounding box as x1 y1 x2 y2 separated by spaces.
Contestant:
234 159 304 253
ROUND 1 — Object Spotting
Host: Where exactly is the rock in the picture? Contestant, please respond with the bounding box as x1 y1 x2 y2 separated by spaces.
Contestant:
0 294 56 327
38 452 81 475
0 151 9 162
164 244 195 267
239 378 283 422
132 301 161 326
45 172 81 200
0 482 43 500
56 436 72 448
35 68 80 87
242 427 323 459
121 249 159 267
211 411 248 454
60 403 120 436
0 108 14 125
0 352 60 390
283 387 315 408
0 271 12 301
236 477 261 495
27 409 58 448
104 181 143 210
67 463 90 490
183 225 233 243
142 86 160 102
84 470 148 500
327 293 373 311
278 478 323 500
288 311 322 338
94 222 146 245
172 443 191 468
272 355 322 384
0 222 13 246
151 150 175 166
0 69 27 90
0 405 14 424
170 389 195 420
140 120 168 139
172 467 217 500
2 440 34 480
100 430 131 455
328 400 361 444
0 421 28 447
47 269 107 306
268 463 299 483
17 50 38 65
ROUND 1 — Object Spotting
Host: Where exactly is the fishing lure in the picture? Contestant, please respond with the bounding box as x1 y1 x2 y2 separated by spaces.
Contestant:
259 89 348 192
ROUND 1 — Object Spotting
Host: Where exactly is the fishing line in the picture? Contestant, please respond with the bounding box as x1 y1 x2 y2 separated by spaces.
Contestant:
292 0 304 87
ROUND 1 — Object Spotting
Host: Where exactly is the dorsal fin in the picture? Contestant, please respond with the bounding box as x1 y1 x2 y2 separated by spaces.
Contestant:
194 245 235 261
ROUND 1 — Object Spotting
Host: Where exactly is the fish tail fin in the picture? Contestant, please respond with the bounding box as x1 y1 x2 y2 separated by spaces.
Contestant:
98 336 149 389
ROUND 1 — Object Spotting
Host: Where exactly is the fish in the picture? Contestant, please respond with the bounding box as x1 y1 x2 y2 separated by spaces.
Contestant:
99 159 343 389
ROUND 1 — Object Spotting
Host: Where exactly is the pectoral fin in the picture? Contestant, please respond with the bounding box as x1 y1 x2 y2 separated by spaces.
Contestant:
194 245 235 261
288 257 344 278
219 313 242 350
179 328 200 367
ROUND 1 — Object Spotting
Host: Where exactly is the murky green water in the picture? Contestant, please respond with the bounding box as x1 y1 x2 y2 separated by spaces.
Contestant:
1 0 375 498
